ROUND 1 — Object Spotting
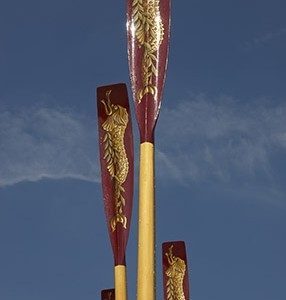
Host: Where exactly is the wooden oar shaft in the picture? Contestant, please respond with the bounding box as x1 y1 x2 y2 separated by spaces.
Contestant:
115 265 127 300
137 142 155 300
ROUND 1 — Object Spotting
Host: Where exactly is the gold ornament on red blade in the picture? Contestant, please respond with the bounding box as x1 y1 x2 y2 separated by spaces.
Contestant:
101 288 115 300
101 90 129 231
165 245 186 300
131 0 165 102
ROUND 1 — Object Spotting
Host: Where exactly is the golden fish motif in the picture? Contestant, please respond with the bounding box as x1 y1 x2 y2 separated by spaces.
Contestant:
131 0 165 102
102 90 129 231
165 245 186 300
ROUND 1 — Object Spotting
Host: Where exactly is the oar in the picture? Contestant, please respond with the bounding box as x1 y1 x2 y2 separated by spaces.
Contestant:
127 1 171 299
101 289 115 300
162 241 190 300
97 83 134 300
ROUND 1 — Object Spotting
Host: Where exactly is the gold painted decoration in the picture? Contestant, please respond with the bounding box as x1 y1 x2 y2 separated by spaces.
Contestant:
131 0 165 102
107 291 113 300
101 90 129 232
101 289 115 300
165 245 186 300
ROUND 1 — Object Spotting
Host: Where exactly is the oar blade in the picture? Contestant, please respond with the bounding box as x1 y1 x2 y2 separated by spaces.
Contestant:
101 288 115 300
97 83 134 266
127 0 171 142
162 241 190 300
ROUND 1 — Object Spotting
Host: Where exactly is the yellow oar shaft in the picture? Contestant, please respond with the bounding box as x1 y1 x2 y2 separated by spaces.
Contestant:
137 142 155 300
115 265 127 300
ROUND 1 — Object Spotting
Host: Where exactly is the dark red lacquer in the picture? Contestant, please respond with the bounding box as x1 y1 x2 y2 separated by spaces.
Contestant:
101 289 115 300
162 241 190 300
127 0 171 143
97 83 134 266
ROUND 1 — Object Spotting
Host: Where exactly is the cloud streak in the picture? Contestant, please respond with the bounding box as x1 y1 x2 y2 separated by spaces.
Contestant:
156 94 286 186
1 95 286 192
242 27 286 50
0 106 100 187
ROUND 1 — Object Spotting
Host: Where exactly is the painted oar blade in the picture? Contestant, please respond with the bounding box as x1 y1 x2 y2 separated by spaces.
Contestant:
97 83 134 266
101 289 115 300
127 0 171 143
162 241 190 300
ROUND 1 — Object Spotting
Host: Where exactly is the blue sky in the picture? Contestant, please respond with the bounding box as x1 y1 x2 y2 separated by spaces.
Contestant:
1 0 286 299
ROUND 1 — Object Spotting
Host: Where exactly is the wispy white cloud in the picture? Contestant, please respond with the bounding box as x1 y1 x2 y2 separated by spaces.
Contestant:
1 95 286 193
156 94 286 187
242 27 286 50
0 106 99 187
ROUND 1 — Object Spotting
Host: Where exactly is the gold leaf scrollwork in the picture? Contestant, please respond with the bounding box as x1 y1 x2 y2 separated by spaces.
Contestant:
165 245 186 300
131 0 164 102
101 90 129 232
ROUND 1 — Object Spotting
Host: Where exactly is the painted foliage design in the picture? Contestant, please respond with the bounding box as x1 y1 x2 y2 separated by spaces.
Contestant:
101 90 129 231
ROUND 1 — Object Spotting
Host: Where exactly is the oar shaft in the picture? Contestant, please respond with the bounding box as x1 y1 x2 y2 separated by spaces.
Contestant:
137 142 155 300
115 265 127 300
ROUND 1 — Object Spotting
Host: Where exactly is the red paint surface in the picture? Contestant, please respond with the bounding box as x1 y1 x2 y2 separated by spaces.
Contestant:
101 289 115 300
97 83 134 266
127 0 171 143
162 241 190 300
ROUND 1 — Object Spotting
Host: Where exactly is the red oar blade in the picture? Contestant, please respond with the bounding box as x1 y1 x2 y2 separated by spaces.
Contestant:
162 241 190 300
127 0 171 142
97 83 134 266
101 289 115 300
